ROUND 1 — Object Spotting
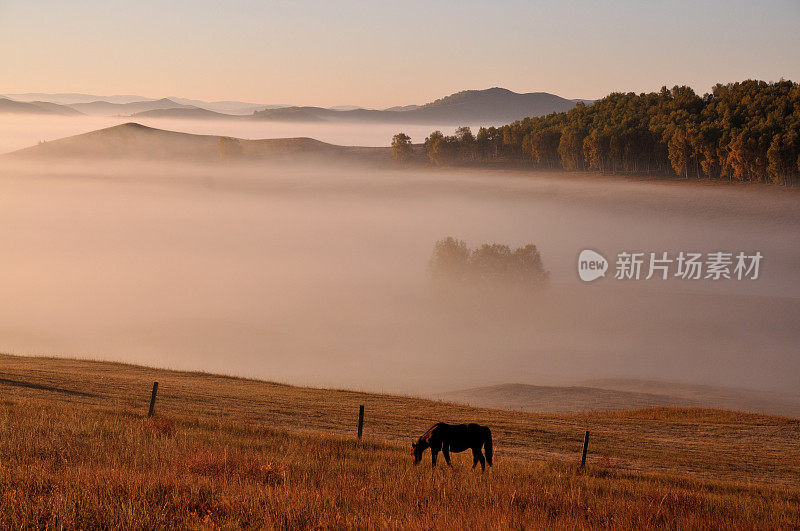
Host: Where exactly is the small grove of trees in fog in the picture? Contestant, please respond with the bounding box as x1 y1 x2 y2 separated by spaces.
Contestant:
429 237 549 289
391 133 413 161
403 80 800 185
218 136 243 159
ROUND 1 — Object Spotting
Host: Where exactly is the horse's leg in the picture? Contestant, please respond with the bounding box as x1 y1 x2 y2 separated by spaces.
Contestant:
442 444 453 467
431 448 439 468
471 448 480 469
477 451 486 472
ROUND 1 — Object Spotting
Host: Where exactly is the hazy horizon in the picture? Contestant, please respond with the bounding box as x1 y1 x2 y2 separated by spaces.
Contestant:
2 1 798 108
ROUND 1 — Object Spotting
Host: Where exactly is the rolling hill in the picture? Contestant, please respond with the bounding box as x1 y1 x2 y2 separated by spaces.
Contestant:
585 378 800 417
252 88 581 125
1 353 799 527
440 381 800 417
165 97 289 114
69 98 194 116
415 87 579 121
132 107 239 120
6 122 397 164
0 97 83 116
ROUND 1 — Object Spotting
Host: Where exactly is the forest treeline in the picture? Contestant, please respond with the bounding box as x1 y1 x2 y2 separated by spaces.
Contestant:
394 80 800 185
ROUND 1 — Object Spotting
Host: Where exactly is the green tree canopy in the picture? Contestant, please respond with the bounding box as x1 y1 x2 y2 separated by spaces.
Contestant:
391 132 413 161
414 80 800 185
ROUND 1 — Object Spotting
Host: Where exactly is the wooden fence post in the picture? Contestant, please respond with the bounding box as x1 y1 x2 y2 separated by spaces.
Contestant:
580 430 590 468
357 405 364 439
148 381 158 417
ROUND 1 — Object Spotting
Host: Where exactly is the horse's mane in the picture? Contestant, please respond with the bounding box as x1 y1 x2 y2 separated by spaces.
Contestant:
419 422 443 441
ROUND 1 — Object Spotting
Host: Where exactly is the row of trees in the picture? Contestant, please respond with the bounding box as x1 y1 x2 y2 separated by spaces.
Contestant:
396 80 800 185
429 237 549 289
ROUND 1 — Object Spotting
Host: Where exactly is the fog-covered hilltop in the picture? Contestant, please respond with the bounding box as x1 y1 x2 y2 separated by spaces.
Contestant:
5 122 399 164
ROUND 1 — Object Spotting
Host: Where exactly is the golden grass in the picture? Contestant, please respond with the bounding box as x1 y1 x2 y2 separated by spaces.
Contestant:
1 353 799 528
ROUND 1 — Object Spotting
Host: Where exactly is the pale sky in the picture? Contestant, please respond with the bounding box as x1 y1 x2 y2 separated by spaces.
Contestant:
2 0 799 108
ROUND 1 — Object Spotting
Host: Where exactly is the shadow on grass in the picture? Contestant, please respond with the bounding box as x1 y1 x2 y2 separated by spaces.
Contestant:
0 377 98 398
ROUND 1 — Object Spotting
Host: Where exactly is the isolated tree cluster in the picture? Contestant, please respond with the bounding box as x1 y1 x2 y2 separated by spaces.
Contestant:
391 133 413 161
415 80 800 185
429 237 549 289
218 136 243 160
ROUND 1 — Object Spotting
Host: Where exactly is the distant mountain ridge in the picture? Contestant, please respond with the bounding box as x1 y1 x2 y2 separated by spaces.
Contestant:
1 93 156 105
0 98 83 116
1 93 290 114
422 87 561 109
166 97 289 115
2 88 588 124
251 88 581 125
133 107 234 120
69 98 194 116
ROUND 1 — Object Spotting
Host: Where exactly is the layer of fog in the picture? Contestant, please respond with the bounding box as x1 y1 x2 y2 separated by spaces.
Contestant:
0 158 798 397
0 115 449 154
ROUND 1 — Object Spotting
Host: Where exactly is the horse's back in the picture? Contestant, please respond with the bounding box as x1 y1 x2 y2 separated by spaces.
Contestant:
445 423 490 441
461 423 488 435
425 422 490 442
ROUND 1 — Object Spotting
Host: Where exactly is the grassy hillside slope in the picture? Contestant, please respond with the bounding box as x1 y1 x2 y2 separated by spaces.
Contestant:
1 354 798 528
6 123 397 164
439 383 693 414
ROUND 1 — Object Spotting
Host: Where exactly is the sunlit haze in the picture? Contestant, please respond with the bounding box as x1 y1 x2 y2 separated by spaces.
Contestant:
4 2 800 525
2 0 799 107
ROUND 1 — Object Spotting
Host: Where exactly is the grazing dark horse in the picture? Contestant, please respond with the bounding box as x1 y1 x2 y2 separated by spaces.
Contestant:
412 423 493 470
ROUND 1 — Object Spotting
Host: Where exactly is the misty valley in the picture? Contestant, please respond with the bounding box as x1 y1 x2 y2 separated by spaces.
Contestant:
3 2 800 526
1 150 798 407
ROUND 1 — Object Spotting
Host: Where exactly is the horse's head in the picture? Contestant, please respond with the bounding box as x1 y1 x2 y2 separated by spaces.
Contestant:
411 439 426 465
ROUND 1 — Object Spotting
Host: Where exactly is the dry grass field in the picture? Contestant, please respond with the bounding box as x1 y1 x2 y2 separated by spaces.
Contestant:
1 353 799 528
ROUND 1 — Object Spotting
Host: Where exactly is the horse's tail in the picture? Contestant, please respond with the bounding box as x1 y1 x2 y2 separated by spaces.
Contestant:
484 427 493 467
